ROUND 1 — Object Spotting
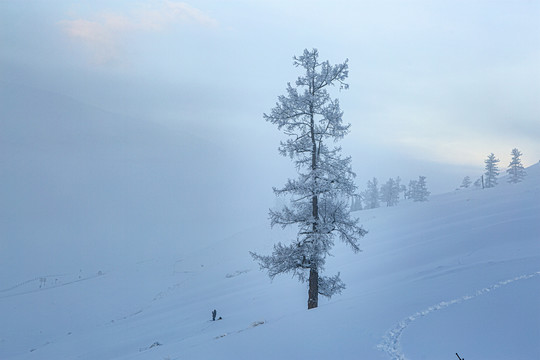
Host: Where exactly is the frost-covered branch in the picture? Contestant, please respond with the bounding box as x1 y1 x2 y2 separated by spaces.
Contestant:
318 273 346 298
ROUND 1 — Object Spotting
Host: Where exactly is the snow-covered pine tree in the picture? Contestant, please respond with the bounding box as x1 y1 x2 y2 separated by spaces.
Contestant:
350 194 363 211
407 179 418 200
251 49 367 310
396 176 406 200
380 178 400 207
473 177 482 189
473 175 484 189
507 148 526 184
408 176 430 201
392 177 402 204
397 177 407 199
363 177 380 209
380 178 393 207
414 176 430 201
484 153 500 188
460 176 472 189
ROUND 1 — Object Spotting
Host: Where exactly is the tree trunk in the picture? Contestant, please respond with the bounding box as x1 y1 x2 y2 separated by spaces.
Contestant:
308 99 319 310
308 266 318 309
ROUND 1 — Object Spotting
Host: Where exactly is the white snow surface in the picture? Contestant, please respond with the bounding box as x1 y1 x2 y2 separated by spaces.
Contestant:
1 163 539 360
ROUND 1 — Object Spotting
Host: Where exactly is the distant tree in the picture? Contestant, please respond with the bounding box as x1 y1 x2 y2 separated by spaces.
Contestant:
380 177 400 207
408 176 430 201
363 177 380 209
396 176 407 199
460 176 472 189
415 176 430 201
407 179 417 200
380 178 392 206
350 194 363 211
473 176 483 189
391 178 400 206
484 153 500 188
251 49 367 310
507 148 526 184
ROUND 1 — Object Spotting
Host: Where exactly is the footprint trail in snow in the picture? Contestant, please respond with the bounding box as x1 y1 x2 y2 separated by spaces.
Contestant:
378 271 540 360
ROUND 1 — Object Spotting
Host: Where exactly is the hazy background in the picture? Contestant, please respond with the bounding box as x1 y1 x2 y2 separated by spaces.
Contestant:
1 1 539 276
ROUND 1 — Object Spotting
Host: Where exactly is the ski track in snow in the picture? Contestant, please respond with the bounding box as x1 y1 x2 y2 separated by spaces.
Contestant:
378 271 540 360
0 273 104 299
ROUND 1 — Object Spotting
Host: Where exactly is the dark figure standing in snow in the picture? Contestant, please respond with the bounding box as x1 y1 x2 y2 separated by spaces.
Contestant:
212 309 217 321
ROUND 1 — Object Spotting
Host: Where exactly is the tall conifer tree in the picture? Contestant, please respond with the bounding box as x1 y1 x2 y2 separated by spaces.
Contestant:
251 49 366 309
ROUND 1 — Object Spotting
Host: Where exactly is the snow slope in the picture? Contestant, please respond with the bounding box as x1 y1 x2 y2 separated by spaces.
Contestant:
1 163 539 360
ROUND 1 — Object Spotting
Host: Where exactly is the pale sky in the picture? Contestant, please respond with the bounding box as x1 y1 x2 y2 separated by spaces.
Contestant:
3 1 538 164
1 1 539 265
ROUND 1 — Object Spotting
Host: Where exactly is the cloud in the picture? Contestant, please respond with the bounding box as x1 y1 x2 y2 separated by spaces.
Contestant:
58 1 218 64
58 16 126 64
140 1 218 29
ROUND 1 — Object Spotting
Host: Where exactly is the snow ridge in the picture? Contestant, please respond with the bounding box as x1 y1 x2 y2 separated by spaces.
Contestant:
378 271 540 360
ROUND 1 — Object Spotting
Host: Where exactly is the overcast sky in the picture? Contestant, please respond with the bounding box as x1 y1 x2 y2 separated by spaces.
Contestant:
3 1 539 167
1 1 539 268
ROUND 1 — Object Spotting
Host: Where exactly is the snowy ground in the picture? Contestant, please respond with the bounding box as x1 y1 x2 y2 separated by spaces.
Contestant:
1 164 539 360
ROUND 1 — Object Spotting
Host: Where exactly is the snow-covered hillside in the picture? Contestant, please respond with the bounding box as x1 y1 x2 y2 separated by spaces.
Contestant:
1 163 539 360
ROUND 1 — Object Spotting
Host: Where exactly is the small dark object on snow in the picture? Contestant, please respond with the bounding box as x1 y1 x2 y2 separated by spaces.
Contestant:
139 341 162 352
456 353 464 360
212 309 217 321
218 316 222 320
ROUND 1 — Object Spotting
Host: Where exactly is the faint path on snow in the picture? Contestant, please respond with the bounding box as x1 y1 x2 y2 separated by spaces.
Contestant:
213 320 266 340
378 271 540 360
0 272 104 299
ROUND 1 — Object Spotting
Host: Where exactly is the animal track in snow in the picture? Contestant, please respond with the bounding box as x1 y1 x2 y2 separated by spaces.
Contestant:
378 271 540 360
